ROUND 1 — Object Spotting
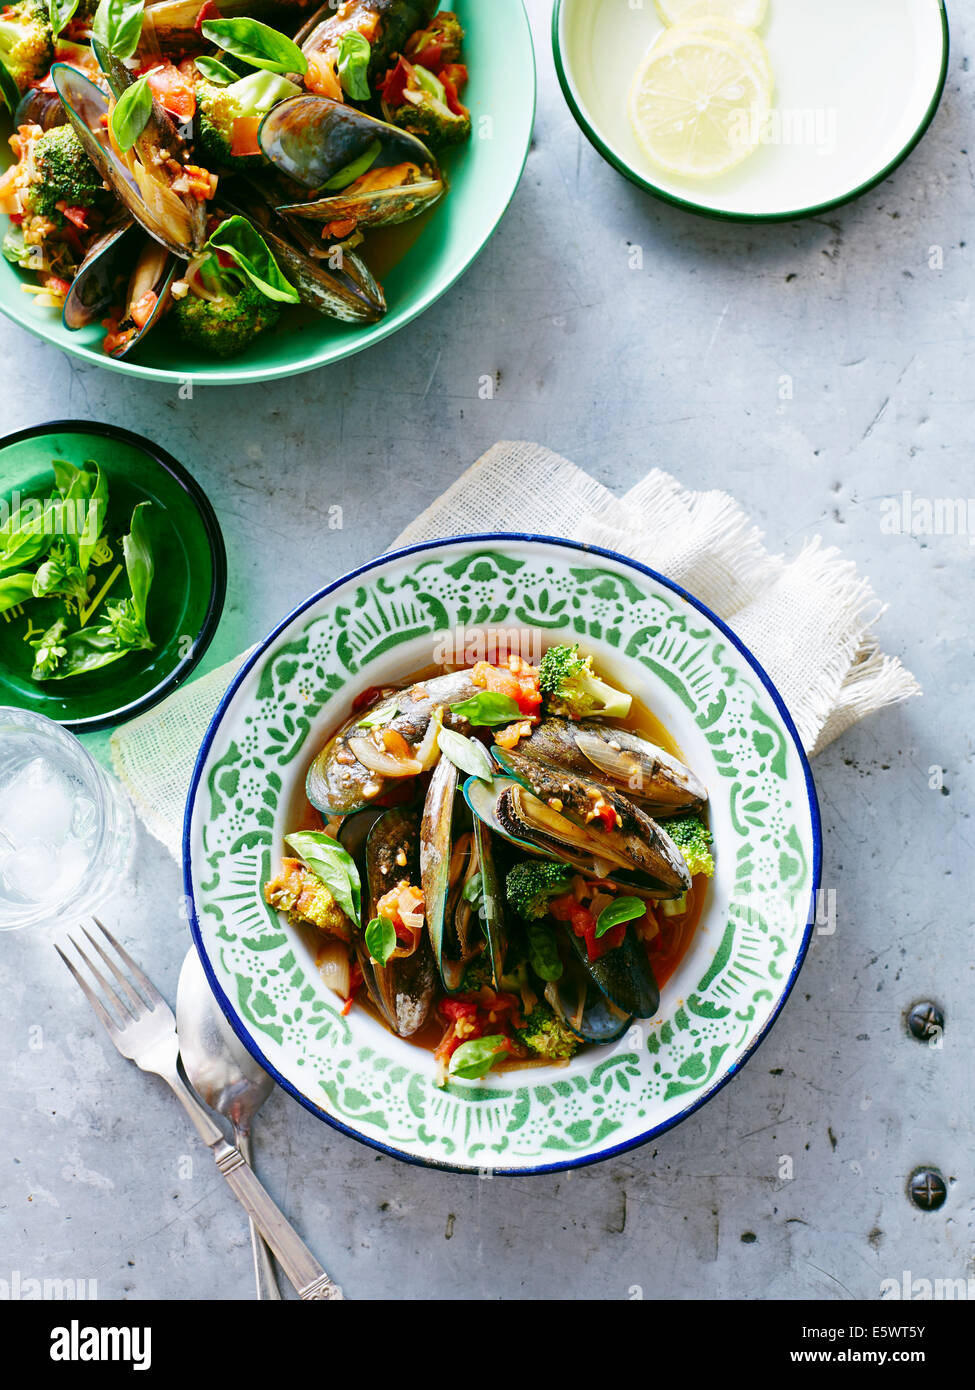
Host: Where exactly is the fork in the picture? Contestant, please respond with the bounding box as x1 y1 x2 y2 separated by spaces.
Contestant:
57 918 343 1301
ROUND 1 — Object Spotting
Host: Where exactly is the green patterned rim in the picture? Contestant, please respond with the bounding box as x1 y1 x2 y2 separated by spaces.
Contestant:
184 535 821 1173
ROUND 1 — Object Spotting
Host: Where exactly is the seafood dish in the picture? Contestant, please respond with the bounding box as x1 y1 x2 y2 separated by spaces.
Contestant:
0 0 472 359
264 644 716 1086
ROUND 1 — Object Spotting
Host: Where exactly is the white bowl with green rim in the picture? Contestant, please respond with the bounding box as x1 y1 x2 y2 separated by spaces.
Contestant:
0 0 535 385
184 535 821 1174
553 0 949 222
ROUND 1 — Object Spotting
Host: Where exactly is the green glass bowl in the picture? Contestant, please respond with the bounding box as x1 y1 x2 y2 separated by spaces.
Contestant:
0 0 536 385
0 420 226 731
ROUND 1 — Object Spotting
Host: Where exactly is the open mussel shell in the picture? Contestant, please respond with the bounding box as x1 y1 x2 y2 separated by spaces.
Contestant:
52 65 203 259
259 97 444 228
223 190 385 323
421 758 506 992
306 672 479 816
488 750 691 896
506 719 708 817
545 971 633 1045
62 214 136 330
359 807 437 1037
106 239 179 360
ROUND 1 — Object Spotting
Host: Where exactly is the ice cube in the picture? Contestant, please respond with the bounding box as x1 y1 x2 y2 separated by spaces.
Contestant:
1 835 90 905
0 757 77 848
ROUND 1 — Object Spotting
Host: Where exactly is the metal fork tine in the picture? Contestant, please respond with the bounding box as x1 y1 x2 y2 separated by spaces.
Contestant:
55 943 121 1039
91 917 166 1009
81 925 145 1015
67 932 137 1024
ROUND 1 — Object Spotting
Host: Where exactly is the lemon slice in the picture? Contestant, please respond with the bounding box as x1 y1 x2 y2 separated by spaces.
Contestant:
655 0 768 29
628 36 770 178
653 17 773 91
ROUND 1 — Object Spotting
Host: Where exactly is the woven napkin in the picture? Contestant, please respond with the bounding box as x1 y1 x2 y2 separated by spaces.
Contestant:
111 442 921 858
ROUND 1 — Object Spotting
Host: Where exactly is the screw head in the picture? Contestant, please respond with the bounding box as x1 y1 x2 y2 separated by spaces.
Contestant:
908 1168 947 1211
907 1001 944 1042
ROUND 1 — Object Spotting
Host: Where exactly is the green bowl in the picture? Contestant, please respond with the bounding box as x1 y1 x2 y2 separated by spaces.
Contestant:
0 420 226 731
0 0 536 384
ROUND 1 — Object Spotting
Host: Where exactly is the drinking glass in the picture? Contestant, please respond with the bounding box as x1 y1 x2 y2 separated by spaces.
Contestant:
0 707 134 931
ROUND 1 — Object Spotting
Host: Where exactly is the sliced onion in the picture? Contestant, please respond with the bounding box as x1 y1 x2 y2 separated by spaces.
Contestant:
413 706 444 772
348 735 422 778
318 941 350 999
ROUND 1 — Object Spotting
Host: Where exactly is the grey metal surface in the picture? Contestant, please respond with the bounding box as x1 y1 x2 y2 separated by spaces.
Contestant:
1 0 971 1300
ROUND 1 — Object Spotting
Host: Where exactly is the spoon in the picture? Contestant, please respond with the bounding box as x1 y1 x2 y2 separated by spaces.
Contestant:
176 947 281 1300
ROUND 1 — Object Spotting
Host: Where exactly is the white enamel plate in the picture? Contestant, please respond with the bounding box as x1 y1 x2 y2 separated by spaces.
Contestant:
553 0 949 220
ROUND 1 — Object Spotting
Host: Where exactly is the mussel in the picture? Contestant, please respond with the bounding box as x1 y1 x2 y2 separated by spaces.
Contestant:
52 63 208 259
508 719 708 817
224 187 386 323
473 755 691 897
352 806 437 1037
259 97 444 232
297 0 439 95
62 218 177 358
545 971 634 1045
62 215 137 330
420 755 506 992
13 86 68 131
306 671 480 816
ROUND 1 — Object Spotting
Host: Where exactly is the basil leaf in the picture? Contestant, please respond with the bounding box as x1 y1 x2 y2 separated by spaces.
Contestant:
32 625 127 681
32 546 87 605
437 726 494 782
123 501 152 625
449 692 523 728
285 831 361 927
322 138 381 191
76 463 108 573
364 915 396 966
201 18 308 76
526 921 563 981
92 0 144 60
49 0 79 38
595 895 646 938
0 500 55 574
52 458 84 498
194 55 239 86
205 216 300 304
30 618 68 679
0 572 35 615
337 31 371 101
448 1035 507 1081
0 55 18 117
357 705 397 730
110 74 153 154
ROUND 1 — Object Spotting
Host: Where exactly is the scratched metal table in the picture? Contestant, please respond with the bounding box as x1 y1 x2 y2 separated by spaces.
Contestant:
1 0 971 1301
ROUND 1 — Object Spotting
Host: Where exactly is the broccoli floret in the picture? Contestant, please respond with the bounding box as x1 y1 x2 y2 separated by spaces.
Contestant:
0 1 53 93
194 72 300 170
21 124 104 222
173 273 280 359
382 58 470 150
460 953 493 992
664 814 715 879
505 859 573 921
513 1001 579 1062
538 644 632 721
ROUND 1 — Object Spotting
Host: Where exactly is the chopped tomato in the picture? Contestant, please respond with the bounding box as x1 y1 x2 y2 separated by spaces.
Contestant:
44 275 71 297
471 660 542 717
230 115 261 158
440 999 478 1023
57 203 89 231
130 290 158 330
194 0 222 32
592 801 617 833
440 65 469 116
379 56 411 109
380 728 413 760
146 63 197 121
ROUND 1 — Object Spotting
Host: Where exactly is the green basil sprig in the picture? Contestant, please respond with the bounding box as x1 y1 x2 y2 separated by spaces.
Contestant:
285 831 362 926
364 916 397 966
110 73 152 154
98 501 153 650
201 18 307 76
337 31 371 101
450 691 523 728
357 704 398 730
448 1035 508 1081
49 0 79 39
437 726 494 782
595 895 646 938
92 0 144 60
205 216 300 304
194 55 239 87
0 573 36 616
